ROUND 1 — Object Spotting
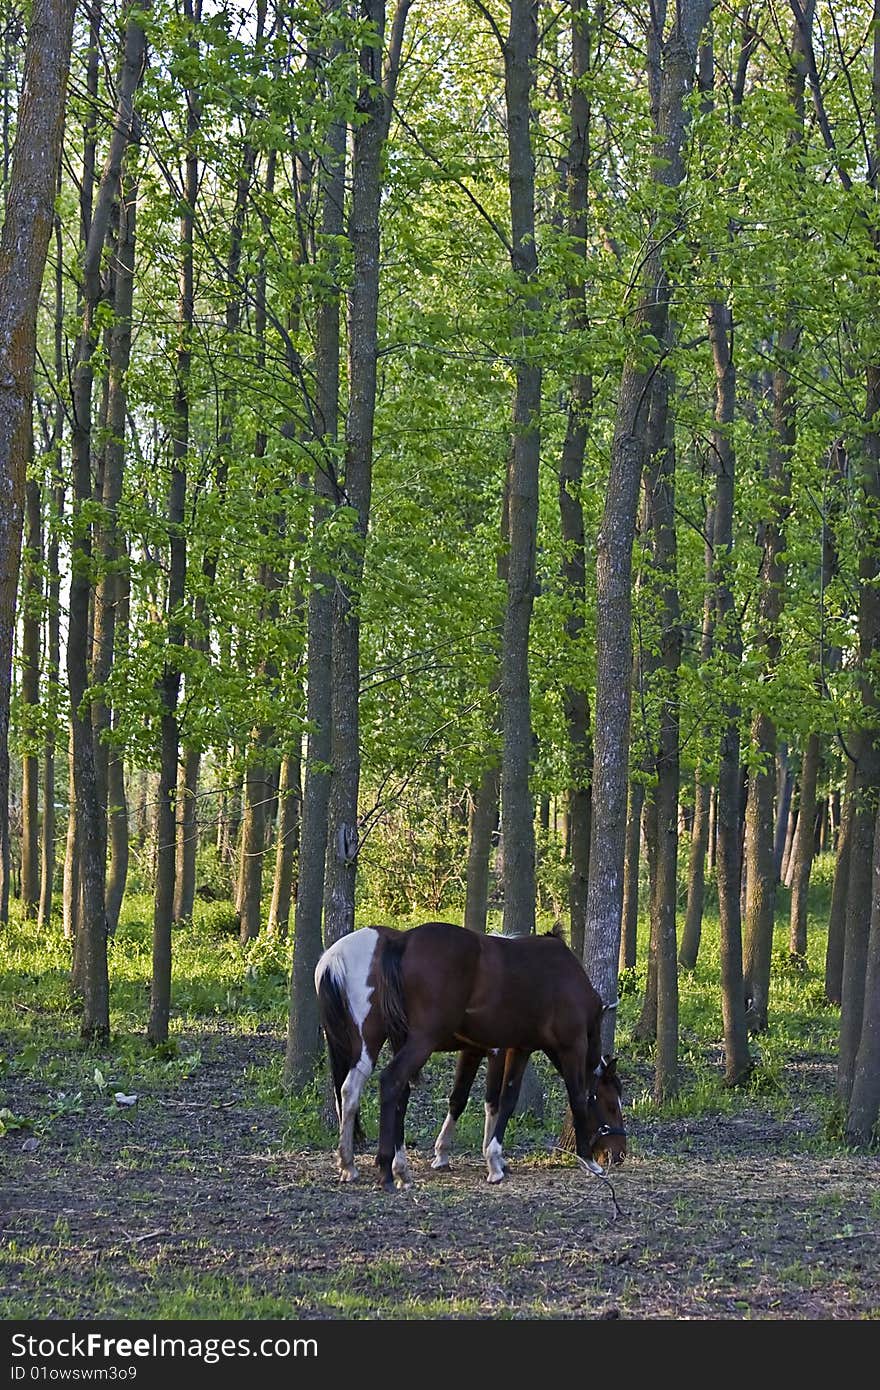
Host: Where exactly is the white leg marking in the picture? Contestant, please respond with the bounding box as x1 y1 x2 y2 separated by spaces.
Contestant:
392 1146 412 1187
431 1112 457 1170
338 1053 372 1182
482 1102 498 1156
485 1136 505 1184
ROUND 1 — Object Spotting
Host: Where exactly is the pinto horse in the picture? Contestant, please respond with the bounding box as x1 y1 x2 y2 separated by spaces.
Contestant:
314 921 626 1191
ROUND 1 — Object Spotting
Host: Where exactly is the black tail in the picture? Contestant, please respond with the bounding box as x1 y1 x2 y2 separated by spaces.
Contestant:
316 968 366 1148
375 932 409 1053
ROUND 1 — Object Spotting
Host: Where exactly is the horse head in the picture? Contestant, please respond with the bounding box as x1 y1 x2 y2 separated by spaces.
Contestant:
586 1056 626 1172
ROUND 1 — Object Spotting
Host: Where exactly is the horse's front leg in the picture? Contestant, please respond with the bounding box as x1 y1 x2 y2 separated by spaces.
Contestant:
377 1036 433 1192
482 1048 506 1160
432 1047 484 1171
484 1049 530 1184
557 1045 604 1177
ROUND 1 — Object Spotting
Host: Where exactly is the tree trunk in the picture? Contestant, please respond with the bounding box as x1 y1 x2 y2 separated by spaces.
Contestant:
646 372 681 1102
845 799 880 1146
150 0 194 1043
679 498 715 970
619 781 643 972
500 0 541 943
19 476 41 916
464 765 499 935
773 747 793 880
826 758 855 1005
172 748 199 923
39 212 64 930
322 0 411 950
709 295 751 1085
69 4 146 1040
0 0 77 924
558 0 593 961
742 746 776 1032
780 798 798 887
286 1 352 1087
238 750 273 943
92 168 136 935
584 0 710 1047
268 749 301 938
788 733 820 958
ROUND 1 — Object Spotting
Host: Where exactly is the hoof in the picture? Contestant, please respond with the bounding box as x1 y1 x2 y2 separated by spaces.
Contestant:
380 1177 396 1193
486 1169 505 1185
338 1166 358 1183
431 1156 451 1171
394 1176 412 1190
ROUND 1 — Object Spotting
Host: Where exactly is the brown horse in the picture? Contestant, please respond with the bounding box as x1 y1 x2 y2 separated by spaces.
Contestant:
314 921 626 1191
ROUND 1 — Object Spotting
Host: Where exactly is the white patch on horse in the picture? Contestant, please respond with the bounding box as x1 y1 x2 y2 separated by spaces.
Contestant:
485 1136 505 1184
392 1146 412 1186
314 926 379 1031
316 929 381 1182
432 1112 456 1169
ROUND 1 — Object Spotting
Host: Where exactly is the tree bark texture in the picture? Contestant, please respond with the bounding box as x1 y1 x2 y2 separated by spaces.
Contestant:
558 0 593 958
584 0 711 1046
0 0 77 923
500 0 541 940
322 0 411 950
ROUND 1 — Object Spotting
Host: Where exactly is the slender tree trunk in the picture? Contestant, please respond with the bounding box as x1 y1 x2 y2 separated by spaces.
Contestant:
239 753 272 942
464 766 499 935
172 748 199 923
92 168 137 935
321 0 411 950
773 747 792 880
584 0 710 1046
845 800 880 1146
826 758 855 1005
19 476 41 916
499 0 542 943
69 5 146 1039
0 0 77 924
709 295 751 1085
646 372 681 1102
39 482 62 928
788 733 820 958
619 781 643 971
680 503 715 969
780 798 798 886
150 0 195 1043
837 359 880 1102
268 749 301 938
285 3 350 1087
559 0 593 959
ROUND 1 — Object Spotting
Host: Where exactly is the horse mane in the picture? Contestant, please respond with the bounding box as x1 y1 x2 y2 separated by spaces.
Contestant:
375 931 410 1053
316 966 366 1148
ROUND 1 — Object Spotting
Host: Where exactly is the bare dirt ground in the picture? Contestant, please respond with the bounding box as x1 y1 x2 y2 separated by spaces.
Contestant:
2 1026 878 1321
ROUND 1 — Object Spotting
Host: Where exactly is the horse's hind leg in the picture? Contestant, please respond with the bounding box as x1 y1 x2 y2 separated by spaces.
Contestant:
338 1053 373 1182
484 1049 530 1184
482 1048 506 1159
391 1081 412 1186
432 1047 483 1171
377 1036 434 1192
